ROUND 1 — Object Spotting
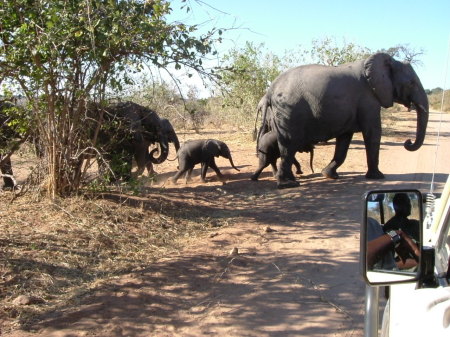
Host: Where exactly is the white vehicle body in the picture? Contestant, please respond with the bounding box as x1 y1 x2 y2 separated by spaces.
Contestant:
363 174 450 337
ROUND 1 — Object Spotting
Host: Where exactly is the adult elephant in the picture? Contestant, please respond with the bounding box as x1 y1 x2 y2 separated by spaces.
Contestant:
99 101 169 181
262 52 429 189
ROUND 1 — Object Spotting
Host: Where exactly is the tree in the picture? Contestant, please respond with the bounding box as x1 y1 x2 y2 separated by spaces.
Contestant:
309 37 371 66
309 38 424 67
0 0 221 197
378 44 424 66
217 42 282 123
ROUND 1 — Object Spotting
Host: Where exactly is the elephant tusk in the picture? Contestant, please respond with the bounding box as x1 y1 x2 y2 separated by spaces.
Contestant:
416 104 427 112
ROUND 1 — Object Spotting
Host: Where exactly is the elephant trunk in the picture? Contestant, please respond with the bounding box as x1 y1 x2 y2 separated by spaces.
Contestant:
149 143 169 164
404 89 429 152
228 154 240 172
172 135 180 153
134 140 149 175
149 136 169 164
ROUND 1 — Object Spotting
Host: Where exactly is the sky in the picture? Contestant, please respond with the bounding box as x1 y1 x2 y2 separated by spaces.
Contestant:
170 0 450 94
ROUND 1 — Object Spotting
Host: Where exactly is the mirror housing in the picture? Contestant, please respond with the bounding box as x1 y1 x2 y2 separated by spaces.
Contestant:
361 190 423 286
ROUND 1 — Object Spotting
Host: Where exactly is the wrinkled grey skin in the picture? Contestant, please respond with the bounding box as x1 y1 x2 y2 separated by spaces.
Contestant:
146 118 180 175
262 53 429 189
253 94 272 141
171 139 240 184
101 101 169 181
251 131 314 181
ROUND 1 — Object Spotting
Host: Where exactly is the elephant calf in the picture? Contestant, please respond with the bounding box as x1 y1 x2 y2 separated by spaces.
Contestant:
171 139 240 184
251 131 314 181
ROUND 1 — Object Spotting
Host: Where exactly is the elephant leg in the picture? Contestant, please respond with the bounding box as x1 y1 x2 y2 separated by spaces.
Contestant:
135 166 145 176
200 162 209 182
292 156 303 175
270 159 278 177
146 161 155 175
362 129 384 179
277 145 299 189
208 159 225 182
186 168 194 183
250 156 270 181
322 132 353 179
172 164 189 184
0 155 15 189
134 141 150 176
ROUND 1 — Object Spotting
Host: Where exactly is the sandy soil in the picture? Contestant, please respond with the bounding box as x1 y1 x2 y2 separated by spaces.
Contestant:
3 110 450 337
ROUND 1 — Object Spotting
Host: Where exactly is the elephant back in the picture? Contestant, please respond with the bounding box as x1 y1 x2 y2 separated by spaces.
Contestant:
106 102 162 142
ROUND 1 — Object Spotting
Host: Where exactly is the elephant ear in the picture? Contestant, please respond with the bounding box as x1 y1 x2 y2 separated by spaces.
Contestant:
203 140 221 157
364 53 394 108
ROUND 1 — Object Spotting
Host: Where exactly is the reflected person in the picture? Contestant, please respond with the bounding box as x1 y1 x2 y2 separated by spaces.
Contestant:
383 193 420 242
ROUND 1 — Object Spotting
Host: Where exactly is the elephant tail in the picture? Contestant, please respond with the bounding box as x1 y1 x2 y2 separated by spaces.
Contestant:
253 99 262 141
255 95 270 154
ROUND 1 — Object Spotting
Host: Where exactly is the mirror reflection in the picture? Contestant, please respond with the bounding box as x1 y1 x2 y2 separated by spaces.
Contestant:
366 191 421 276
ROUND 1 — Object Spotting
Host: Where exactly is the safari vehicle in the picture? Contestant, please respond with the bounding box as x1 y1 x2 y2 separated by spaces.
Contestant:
361 175 450 337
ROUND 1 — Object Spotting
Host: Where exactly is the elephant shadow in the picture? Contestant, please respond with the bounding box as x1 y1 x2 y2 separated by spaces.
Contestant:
146 164 252 186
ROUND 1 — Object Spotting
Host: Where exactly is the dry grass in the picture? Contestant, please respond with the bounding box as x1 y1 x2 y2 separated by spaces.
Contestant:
0 187 226 331
428 89 450 112
381 104 408 136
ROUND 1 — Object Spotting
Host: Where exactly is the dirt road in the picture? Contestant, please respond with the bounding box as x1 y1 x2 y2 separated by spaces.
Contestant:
4 110 450 337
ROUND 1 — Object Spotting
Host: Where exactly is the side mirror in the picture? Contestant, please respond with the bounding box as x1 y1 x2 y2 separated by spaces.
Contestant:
361 190 423 285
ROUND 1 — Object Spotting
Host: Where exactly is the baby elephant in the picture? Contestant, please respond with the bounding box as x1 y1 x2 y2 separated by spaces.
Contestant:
251 131 314 181
172 139 240 184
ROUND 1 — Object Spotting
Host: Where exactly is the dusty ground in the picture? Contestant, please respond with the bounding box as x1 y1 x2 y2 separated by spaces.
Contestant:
2 109 450 337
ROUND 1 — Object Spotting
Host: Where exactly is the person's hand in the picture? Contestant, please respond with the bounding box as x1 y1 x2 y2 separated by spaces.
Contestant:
396 230 420 262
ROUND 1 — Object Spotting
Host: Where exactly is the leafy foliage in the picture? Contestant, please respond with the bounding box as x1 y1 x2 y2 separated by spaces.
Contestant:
216 42 282 127
219 42 282 99
0 0 221 197
309 37 371 66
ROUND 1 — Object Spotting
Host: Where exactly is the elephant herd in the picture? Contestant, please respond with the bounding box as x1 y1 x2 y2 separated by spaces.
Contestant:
1 53 429 190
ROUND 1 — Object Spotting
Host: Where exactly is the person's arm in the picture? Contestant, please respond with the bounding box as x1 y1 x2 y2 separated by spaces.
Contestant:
395 230 420 269
367 234 395 269
368 230 421 270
